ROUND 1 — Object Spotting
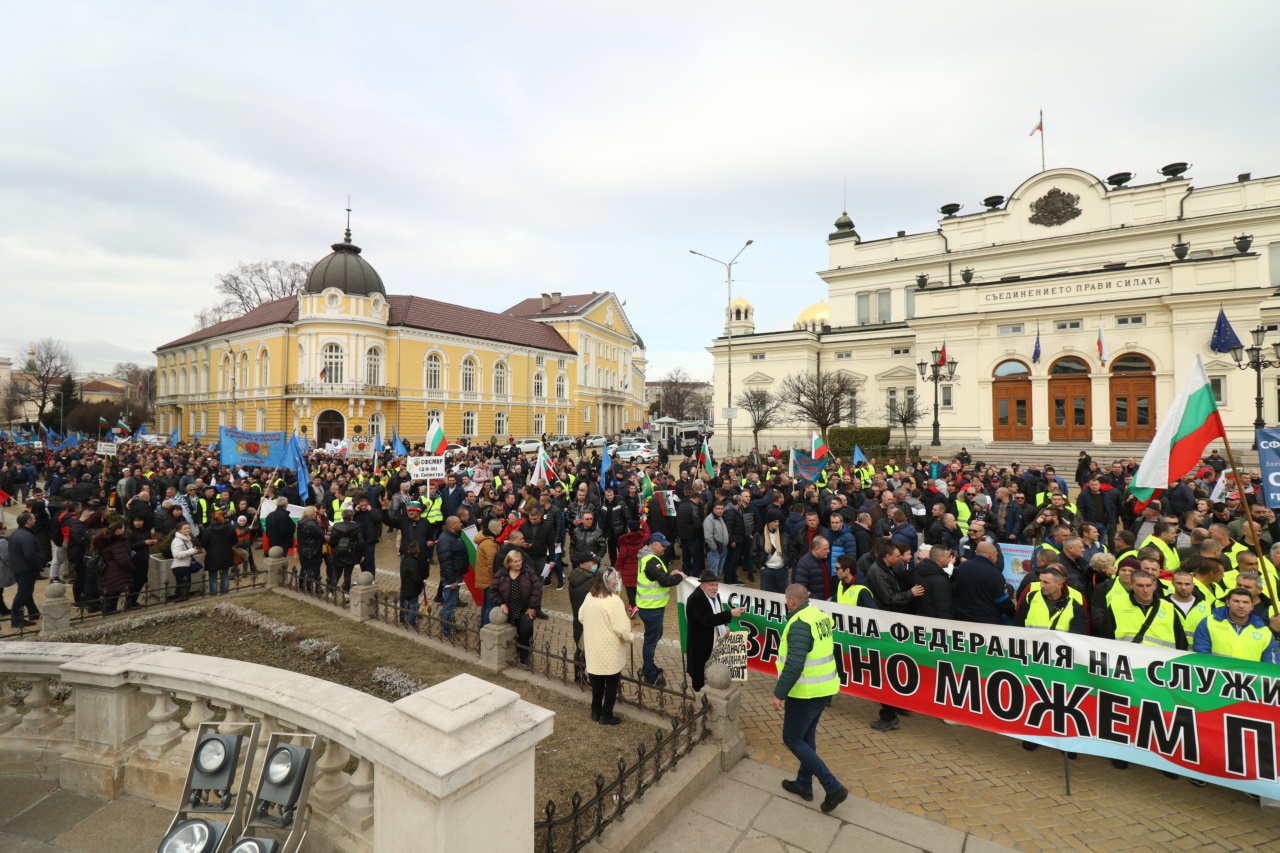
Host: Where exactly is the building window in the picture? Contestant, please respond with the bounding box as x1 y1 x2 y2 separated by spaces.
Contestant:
534 372 546 398
1211 376 1226 406
904 286 916 320
1116 314 1145 327
856 293 870 325
750 353 765 361
462 410 476 436
259 353 270 387
941 385 953 408
556 374 567 398
886 388 898 412
534 412 544 434
877 290 891 324
585 406 591 422
257 407 267 431
846 391 859 425
217 410 225 428
461 357 476 392
998 324 1024 336
427 408 443 426
495 411 507 436
905 387 916 407
493 361 507 395
536 355 545 367
596 368 602 386
1054 319 1083 332
557 413 567 434
239 353 249 389
235 409 244 429
426 353 442 390
365 347 382 386
892 347 911 356
835 352 852 360
321 343 344 384
558 358 566 370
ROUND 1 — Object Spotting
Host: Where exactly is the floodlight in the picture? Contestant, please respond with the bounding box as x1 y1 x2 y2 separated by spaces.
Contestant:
157 722 259 853
227 838 280 853
156 817 228 853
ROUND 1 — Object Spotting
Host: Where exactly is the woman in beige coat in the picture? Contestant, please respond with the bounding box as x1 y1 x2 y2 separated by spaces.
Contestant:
579 568 632 725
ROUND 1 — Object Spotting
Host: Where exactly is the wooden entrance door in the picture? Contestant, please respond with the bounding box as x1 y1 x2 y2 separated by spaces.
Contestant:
316 409 345 445
1048 357 1092 442
1110 354 1156 442
993 380 1032 441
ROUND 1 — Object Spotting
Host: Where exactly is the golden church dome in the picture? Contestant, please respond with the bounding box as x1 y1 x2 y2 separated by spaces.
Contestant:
793 301 830 329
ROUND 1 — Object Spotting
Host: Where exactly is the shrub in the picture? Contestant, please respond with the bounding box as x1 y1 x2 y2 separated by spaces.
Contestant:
827 427 890 448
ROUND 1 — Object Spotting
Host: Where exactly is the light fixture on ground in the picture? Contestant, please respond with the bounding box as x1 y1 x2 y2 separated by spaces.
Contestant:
691 240 753 456
1229 326 1280 448
156 722 260 853
230 732 318 852
918 348 958 447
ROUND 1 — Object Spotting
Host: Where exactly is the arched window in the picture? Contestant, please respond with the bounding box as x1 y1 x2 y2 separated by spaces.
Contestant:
533 412 544 434
239 353 249 389
158 372 167 397
426 353 442 390
557 413 567 434
369 411 385 441
1050 356 1090 375
179 369 188 395
322 343 345 384
201 365 209 393
596 368 602 386
221 355 232 390
259 352 270 387
461 358 476 393
993 360 1031 377
556 374 567 399
493 361 507 395
366 347 382 386
235 409 245 429
534 372 545 398
427 408 443 426
494 411 508 436
462 410 477 436
735 308 742 321
1111 354 1153 373
256 407 267 431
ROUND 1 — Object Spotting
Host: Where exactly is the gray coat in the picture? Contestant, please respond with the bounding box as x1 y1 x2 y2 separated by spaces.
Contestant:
702 512 728 553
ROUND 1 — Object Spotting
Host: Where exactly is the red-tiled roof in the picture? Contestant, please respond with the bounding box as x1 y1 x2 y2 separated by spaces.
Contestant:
157 295 575 355
503 292 608 318
80 380 124 393
387 296 575 353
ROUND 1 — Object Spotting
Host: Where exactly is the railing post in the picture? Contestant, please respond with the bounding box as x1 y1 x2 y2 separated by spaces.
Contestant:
700 663 746 770
478 610 517 672
147 555 174 604
39 582 73 635
349 571 377 621
262 553 289 589
355 673 554 853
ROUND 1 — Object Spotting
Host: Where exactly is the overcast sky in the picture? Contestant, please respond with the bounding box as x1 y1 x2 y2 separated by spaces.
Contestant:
4 1 1278 382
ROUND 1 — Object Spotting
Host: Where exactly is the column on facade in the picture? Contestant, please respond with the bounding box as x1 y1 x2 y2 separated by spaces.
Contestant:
1030 375 1050 445
1090 371 1112 446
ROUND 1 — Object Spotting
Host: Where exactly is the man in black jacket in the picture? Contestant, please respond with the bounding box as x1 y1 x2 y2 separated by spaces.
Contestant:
913 545 954 620
8 512 43 627
675 485 705 576
436 516 468 638
952 542 1014 625
354 497 382 575
265 498 296 555
327 510 365 596
684 569 744 691
866 540 923 732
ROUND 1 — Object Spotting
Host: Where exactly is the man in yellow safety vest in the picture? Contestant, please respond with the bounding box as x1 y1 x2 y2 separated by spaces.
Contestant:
1193 587 1280 664
774 583 848 813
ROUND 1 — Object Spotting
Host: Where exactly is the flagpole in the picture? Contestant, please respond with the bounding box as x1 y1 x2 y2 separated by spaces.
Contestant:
1039 109 1045 173
1220 432 1280 614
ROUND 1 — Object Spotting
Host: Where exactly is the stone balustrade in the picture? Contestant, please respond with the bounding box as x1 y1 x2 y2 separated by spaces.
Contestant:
0 642 554 853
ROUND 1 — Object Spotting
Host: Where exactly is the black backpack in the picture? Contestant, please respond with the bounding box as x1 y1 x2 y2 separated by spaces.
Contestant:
334 531 358 560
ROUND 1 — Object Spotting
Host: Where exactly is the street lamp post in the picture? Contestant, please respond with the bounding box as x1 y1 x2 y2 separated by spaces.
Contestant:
690 240 753 457
917 348 958 447
1229 326 1280 449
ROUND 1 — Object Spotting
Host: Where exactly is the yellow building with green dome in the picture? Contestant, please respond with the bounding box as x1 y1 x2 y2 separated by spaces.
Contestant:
152 228 648 445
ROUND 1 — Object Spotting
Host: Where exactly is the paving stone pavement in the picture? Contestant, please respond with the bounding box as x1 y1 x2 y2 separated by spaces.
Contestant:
0 776 173 852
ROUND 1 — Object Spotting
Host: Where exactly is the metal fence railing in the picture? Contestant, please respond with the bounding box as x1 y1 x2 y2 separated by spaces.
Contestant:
368 590 482 653
284 566 350 610
534 696 711 853
516 639 696 717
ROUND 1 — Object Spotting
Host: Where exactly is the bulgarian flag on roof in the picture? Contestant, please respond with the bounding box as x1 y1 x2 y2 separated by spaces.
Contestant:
812 430 830 460
698 439 714 478
1130 355 1224 511
425 418 447 456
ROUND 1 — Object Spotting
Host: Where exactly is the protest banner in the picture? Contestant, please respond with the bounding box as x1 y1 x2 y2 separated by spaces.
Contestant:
347 434 377 459
1256 429 1280 509
677 580 1280 797
1000 543 1035 586
218 427 288 467
407 456 447 481
708 630 749 681
96 441 118 456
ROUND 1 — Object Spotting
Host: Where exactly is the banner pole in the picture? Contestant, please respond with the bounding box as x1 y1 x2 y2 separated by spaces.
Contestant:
1220 432 1279 613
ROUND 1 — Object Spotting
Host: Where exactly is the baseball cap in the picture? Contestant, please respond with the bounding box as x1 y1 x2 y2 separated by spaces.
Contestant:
649 532 671 547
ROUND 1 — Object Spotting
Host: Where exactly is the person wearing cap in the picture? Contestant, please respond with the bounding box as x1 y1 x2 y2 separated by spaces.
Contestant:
685 568 745 691
635 532 687 685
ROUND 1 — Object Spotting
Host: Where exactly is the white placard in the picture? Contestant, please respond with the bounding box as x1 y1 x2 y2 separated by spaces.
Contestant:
96 441 118 456
347 435 377 458
407 456 446 480
721 407 738 420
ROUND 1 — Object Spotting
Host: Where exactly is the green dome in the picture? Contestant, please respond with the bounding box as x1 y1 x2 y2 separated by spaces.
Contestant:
304 230 385 296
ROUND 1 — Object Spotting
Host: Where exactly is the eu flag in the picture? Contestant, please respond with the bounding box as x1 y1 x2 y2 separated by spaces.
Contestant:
1209 309 1242 354
1032 322 1041 363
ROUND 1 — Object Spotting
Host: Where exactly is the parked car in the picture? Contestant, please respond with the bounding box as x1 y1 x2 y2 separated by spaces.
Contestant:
583 434 607 448
615 442 656 463
548 434 576 450
445 443 466 455
515 438 544 454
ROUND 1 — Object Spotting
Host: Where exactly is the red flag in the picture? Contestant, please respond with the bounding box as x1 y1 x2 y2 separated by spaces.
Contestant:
0 488 10 505
937 336 948 366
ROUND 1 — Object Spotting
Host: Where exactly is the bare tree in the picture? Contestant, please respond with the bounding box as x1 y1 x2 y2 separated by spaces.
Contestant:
192 299 238 332
886 396 926 456
217 260 315 313
776 370 864 444
14 338 76 425
658 368 697 420
735 388 785 449
112 362 157 423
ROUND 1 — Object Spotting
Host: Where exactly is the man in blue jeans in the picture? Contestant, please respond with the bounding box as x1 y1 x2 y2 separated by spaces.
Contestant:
774 583 848 813
635 533 687 685
435 516 468 638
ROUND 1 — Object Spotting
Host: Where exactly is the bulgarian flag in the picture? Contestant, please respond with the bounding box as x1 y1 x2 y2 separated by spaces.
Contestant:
698 439 714 478
655 491 678 516
1097 320 1109 366
1130 355 1224 512
459 524 485 609
425 418 447 456
531 445 556 486
98 416 110 428
116 419 129 432
811 430 830 460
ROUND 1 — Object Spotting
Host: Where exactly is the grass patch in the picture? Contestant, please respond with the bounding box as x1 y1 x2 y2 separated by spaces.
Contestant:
53 591 655 811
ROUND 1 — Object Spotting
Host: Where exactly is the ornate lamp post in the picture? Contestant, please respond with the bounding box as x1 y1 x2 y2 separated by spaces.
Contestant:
1229 325 1280 449
917 348 958 447
690 240 752 456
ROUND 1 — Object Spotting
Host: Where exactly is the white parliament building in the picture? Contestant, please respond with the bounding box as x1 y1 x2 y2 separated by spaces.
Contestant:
709 164 1280 458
